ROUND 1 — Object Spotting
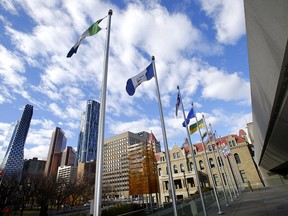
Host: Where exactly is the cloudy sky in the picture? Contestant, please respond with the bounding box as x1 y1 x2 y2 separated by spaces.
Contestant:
0 0 251 161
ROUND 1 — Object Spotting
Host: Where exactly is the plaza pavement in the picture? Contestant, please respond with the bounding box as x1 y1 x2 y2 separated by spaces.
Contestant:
207 185 288 216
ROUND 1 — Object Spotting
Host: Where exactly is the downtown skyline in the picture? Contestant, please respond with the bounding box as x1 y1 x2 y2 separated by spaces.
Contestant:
0 0 251 160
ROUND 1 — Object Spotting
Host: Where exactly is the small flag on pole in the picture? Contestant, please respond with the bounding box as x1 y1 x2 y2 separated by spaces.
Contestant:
67 17 105 58
189 118 204 135
175 93 180 117
126 63 155 96
182 108 195 127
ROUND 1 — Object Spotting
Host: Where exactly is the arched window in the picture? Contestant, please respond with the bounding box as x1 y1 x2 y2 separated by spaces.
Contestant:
189 162 194 171
234 153 241 164
209 158 215 168
217 157 223 167
173 165 178 173
199 160 204 170
180 163 185 172
173 153 176 159
232 140 236 146
208 145 212 151
158 168 162 176
229 141 232 147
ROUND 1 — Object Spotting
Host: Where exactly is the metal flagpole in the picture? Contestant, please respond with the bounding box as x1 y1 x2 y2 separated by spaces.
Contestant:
177 86 207 216
215 131 237 199
219 140 238 199
207 123 229 206
202 119 229 207
214 131 234 202
192 105 223 215
93 9 112 216
152 56 178 216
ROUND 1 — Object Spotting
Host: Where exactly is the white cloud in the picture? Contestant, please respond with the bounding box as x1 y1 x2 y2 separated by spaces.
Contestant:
198 0 246 44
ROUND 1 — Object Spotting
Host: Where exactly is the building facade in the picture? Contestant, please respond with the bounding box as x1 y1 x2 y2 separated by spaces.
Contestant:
102 131 156 198
23 157 46 176
156 130 263 202
77 100 100 163
61 146 76 167
0 104 33 181
128 133 160 202
44 127 67 178
57 165 77 184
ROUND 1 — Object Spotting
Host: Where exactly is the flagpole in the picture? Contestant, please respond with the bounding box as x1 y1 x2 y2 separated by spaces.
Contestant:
218 135 238 199
177 86 207 216
192 105 223 215
206 123 229 206
93 9 112 216
152 56 178 216
202 117 229 207
214 131 234 202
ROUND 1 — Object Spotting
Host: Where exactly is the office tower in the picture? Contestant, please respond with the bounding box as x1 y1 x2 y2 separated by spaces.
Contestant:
0 104 33 181
23 157 46 176
77 100 100 163
57 165 77 184
61 146 76 166
102 131 154 198
44 127 67 178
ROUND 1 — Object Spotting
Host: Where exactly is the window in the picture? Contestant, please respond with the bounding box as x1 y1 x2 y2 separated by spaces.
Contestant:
212 144 215 150
229 141 232 147
240 170 248 183
180 163 185 172
208 145 212 151
189 162 194 171
173 165 178 174
217 157 223 167
234 153 241 164
173 153 176 159
158 168 162 176
177 152 180 158
209 158 215 168
213 174 219 186
232 140 236 146
199 160 204 170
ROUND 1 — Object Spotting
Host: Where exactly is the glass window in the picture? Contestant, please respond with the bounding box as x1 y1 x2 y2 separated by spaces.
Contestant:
234 153 241 164
199 160 204 170
173 153 176 159
173 165 178 174
189 162 194 171
177 152 180 158
240 170 248 183
209 158 215 168
208 145 212 151
217 157 223 167
180 163 185 172
232 140 236 146
158 168 162 176
229 141 232 147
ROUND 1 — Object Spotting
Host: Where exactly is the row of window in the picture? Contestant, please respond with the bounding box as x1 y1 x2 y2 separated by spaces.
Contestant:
159 153 241 175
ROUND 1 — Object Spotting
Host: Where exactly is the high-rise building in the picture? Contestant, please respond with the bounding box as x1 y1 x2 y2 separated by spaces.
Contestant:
77 100 100 163
57 165 77 184
23 157 46 176
102 131 159 198
0 104 33 181
44 127 67 178
61 146 76 166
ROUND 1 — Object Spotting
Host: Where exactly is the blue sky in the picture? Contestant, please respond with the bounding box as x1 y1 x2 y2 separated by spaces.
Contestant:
0 0 251 160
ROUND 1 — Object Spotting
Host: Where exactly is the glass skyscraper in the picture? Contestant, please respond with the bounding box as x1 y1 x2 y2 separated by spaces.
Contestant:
77 100 100 163
44 127 67 178
0 104 33 181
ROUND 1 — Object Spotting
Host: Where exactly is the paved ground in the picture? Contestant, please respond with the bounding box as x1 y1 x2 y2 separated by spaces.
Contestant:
207 185 288 216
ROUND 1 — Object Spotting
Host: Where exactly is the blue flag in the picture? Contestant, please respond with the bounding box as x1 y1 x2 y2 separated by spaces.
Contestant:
126 63 154 96
182 108 195 127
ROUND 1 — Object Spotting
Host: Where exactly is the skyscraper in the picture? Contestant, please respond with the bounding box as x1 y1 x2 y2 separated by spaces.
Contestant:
0 104 33 181
44 127 67 178
61 146 76 166
77 100 100 163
